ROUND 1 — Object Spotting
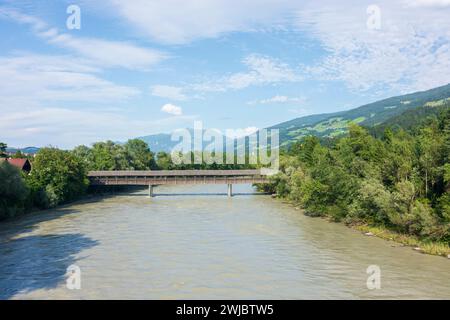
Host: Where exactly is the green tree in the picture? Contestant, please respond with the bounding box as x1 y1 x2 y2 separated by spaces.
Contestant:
90 141 128 170
0 161 28 219
27 148 88 207
156 151 173 170
11 150 25 159
124 139 156 170
0 142 7 158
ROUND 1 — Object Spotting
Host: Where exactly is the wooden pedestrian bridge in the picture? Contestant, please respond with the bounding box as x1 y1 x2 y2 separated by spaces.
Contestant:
87 169 272 197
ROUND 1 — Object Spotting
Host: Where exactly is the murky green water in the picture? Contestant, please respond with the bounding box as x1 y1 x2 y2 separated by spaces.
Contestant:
0 184 448 299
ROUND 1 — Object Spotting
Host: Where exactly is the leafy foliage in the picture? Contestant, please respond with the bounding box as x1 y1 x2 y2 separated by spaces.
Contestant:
264 107 450 246
0 161 28 220
27 148 89 207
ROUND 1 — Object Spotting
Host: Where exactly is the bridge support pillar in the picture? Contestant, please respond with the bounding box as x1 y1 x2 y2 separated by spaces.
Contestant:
148 185 154 198
227 184 233 197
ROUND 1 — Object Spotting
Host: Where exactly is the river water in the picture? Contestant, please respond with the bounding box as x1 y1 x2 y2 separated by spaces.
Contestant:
0 184 448 299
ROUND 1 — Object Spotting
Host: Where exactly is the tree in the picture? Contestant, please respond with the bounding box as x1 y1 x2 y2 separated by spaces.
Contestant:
0 142 7 158
90 141 128 170
156 151 173 170
417 125 442 197
12 150 26 159
72 145 93 169
124 139 156 170
27 148 88 207
0 161 28 219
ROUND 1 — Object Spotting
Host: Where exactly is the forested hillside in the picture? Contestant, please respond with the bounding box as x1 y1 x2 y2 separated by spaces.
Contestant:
270 83 450 146
260 107 450 255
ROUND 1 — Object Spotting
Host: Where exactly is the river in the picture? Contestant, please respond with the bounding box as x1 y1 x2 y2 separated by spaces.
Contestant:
0 184 448 299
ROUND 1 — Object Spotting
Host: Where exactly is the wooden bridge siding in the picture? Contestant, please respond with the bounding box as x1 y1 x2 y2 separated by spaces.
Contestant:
87 169 263 177
89 176 269 186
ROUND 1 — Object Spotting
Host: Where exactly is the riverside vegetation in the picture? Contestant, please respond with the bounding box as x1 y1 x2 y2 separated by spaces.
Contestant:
257 107 450 256
0 139 253 220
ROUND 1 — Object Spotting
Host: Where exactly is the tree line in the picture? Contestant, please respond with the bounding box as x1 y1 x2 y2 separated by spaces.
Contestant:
258 108 450 252
0 138 254 220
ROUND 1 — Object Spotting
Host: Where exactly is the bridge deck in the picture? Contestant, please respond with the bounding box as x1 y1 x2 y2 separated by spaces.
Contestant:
88 169 270 186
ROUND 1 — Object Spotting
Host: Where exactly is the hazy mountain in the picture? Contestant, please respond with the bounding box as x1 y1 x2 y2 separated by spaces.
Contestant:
6 146 40 155
136 133 176 154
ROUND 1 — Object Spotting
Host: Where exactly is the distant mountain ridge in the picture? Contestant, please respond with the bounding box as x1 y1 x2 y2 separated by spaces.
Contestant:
269 83 450 146
136 83 450 151
6 146 40 155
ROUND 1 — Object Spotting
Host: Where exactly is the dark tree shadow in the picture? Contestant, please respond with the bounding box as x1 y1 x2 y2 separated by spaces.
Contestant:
0 208 81 241
0 233 98 299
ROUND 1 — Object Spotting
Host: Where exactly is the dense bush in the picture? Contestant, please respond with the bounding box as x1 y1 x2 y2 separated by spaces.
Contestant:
263 108 450 244
27 148 89 207
0 162 28 220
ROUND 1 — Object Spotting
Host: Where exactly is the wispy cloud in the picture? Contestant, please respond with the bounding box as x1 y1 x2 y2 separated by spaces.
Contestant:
404 0 450 7
248 95 306 105
100 0 297 44
295 0 450 93
192 54 302 93
0 54 139 111
0 107 197 148
151 85 187 101
0 7 166 70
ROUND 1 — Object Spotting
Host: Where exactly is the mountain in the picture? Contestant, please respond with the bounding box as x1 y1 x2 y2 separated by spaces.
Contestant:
269 83 450 146
6 146 40 155
136 84 450 151
370 100 450 136
137 129 252 154
136 133 176 154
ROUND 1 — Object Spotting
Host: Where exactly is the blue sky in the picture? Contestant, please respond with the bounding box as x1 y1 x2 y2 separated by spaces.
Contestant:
1 0 449 148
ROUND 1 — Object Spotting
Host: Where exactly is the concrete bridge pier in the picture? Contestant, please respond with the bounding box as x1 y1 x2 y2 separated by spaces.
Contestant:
227 184 232 197
148 185 154 198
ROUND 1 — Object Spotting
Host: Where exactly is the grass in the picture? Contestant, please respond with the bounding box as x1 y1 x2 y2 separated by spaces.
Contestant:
275 195 450 258
354 224 450 257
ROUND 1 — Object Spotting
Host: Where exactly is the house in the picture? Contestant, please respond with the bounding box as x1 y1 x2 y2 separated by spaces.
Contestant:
0 158 32 173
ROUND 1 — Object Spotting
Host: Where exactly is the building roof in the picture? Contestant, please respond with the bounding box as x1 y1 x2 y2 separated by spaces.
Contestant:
2 158 31 171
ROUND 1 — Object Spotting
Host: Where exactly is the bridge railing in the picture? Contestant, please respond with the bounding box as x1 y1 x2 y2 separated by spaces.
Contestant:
87 169 265 177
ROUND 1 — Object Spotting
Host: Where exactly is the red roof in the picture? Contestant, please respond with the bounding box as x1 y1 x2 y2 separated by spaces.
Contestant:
8 158 28 167
6 158 31 170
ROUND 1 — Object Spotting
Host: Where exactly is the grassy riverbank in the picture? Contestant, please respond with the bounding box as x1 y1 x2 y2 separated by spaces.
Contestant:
277 197 450 258
354 224 450 257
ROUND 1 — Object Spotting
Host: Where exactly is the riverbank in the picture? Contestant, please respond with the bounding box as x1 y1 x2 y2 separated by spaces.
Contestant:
354 224 450 257
276 197 450 258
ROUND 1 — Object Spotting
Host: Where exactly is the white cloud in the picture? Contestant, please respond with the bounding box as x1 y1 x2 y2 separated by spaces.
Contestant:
161 103 183 116
250 95 306 104
0 54 139 110
0 107 197 149
295 0 450 93
0 7 166 70
100 0 297 44
225 127 259 139
151 85 187 101
193 54 302 93
48 34 166 70
404 0 450 7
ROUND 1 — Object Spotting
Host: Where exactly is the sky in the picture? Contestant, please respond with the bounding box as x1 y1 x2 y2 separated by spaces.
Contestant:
1 0 449 149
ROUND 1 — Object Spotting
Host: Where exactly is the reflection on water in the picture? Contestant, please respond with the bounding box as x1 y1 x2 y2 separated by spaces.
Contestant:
0 184 449 299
